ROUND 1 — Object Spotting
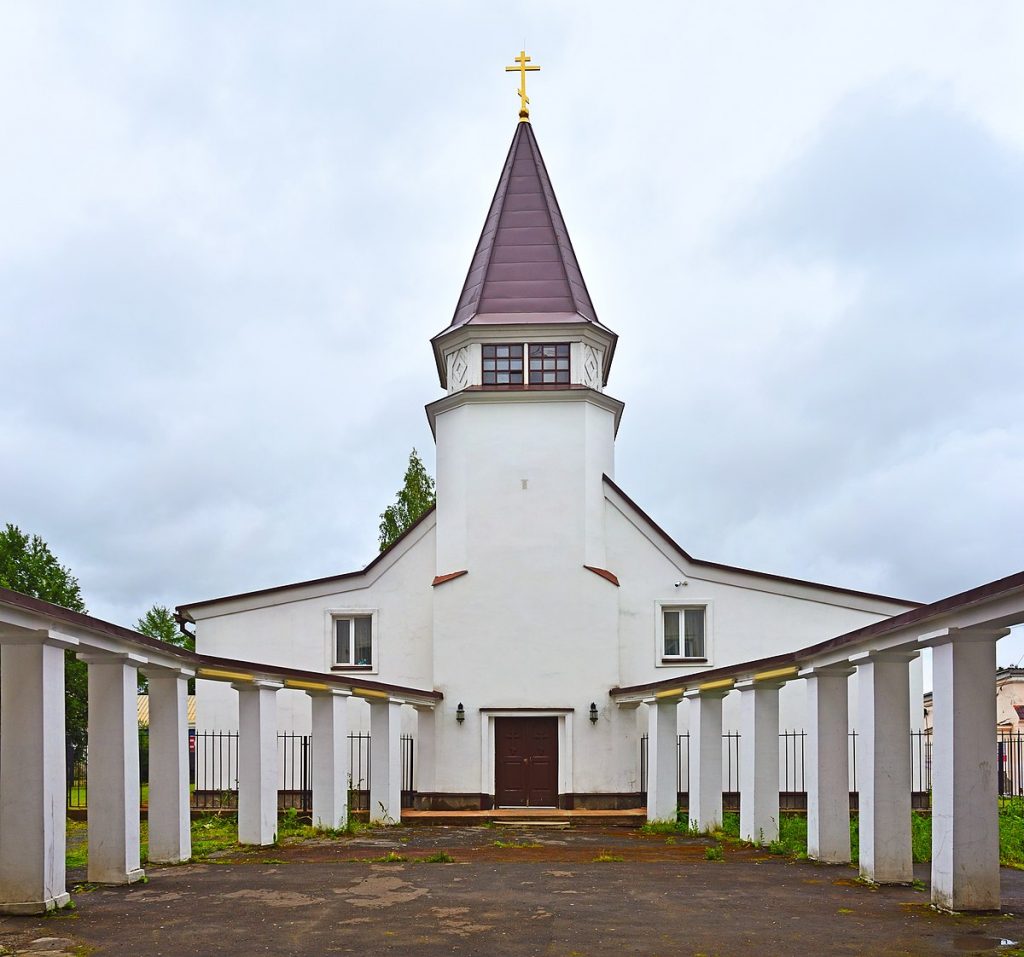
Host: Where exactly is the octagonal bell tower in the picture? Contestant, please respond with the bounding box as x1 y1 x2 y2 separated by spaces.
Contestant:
425 105 628 808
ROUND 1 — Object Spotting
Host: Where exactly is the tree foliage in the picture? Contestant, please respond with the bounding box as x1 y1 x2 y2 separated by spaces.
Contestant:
378 449 436 552
0 523 89 752
0 523 86 611
136 604 188 648
136 603 195 693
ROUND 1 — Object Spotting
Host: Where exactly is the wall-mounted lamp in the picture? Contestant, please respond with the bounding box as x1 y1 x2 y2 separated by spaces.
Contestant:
589 702 599 724
674 580 687 588
456 702 465 724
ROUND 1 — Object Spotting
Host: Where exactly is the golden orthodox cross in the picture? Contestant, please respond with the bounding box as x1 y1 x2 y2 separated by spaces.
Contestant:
505 49 540 122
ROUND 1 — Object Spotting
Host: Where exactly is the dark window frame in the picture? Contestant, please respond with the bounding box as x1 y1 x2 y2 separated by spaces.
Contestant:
528 342 571 385
482 343 524 385
661 606 707 661
334 615 373 668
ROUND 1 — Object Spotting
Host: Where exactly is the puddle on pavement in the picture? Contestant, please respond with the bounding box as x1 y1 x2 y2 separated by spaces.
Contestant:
952 937 1018 952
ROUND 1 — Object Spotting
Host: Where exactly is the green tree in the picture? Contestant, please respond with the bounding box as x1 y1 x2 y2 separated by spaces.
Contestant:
0 523 89 758
136 603 195 692
378 448 436 551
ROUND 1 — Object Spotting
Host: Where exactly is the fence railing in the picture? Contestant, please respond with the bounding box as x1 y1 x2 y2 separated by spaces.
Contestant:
67 730 415 812
640 729 936 799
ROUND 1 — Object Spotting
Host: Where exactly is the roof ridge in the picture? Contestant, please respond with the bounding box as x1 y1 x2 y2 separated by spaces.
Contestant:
603 474 923 608
524 124 574 312
445 122 602 330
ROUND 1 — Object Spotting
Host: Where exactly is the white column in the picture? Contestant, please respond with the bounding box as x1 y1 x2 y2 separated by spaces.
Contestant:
369 697 403 824
308 689 350 829
802 665 853 863
0 631 76 913
644 696 680 822
414 705 437 803
684 687 729 832
929 628 1006 912
145 669 193 863
854 650 917 884
235 680 282 845
736 679 783 844
83 652 146 884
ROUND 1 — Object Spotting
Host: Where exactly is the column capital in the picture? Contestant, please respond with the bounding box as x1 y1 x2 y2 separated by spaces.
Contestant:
412 701 436 712
77 650 148 666
917 626 1011 648
141 663 196 679
849 648 919 665
305 687 352 699
642 695 680 706
231 679 284 692
735 677 787 692
683 685 731 701
0 627 79 650
799 663 856 679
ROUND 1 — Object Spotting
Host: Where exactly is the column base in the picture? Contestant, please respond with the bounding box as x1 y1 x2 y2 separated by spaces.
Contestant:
857 871 913 888
0 891 71 914
89 867 146 886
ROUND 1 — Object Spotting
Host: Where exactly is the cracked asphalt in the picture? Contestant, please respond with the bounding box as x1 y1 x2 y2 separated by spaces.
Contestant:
2 825 1023 956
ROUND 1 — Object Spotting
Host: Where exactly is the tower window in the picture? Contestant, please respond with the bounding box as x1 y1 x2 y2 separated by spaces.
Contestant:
482 344 524 385
529 343 570 384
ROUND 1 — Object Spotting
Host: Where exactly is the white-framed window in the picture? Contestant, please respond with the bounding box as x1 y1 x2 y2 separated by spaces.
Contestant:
326 610 377 670
656 602 711 665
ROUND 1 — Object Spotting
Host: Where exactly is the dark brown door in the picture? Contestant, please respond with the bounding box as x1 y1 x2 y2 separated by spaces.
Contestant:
495 717 558 807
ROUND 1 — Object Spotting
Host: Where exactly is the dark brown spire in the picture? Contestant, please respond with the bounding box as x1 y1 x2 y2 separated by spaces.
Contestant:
448 122 604 329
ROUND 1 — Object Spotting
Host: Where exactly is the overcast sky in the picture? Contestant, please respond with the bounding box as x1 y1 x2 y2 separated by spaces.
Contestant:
1 2 1021 663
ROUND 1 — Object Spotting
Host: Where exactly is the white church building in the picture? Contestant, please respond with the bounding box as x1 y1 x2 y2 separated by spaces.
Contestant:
178 114 922 812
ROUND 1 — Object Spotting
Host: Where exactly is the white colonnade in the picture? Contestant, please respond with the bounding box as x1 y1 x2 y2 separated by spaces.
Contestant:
623 573 1024 913
0 589 440 913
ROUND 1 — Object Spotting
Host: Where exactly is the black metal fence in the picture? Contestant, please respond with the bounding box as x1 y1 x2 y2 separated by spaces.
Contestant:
640 729 935 803
999 731 1024 797
68 730 415 812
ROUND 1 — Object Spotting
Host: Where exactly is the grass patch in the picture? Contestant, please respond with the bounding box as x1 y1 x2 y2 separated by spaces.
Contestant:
190 814 241 859
492 839 542 849
354 851 407 863
593 851 625 862
419 851 455 863
705 845 724 861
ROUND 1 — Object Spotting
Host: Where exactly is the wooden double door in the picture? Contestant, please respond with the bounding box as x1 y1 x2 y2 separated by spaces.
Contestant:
495 716 558 808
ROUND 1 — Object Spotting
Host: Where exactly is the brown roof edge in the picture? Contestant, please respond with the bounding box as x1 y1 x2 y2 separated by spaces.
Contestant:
197 652 443 701
432 570 468 587
176 504 437 619
0 587 442 701
0 586 197 660
584 565 620 586
602 475 922 608
611 569 1024 698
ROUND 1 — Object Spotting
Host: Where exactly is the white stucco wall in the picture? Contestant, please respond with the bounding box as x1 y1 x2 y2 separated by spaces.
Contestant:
193 517 437 735
185 381 922 802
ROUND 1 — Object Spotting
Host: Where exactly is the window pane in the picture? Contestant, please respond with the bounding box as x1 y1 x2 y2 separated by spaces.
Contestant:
529 344 542 357
354 617 372 665
336 619 351 664
663 611 680 657
556 358 569 370
557 343 570 356
497 345 509 357
684 608 705 657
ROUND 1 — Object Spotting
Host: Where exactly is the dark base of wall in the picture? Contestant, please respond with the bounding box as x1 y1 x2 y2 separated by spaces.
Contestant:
413 792 645 811
414 793 493 811
570 793 644 810
672 792 933 814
